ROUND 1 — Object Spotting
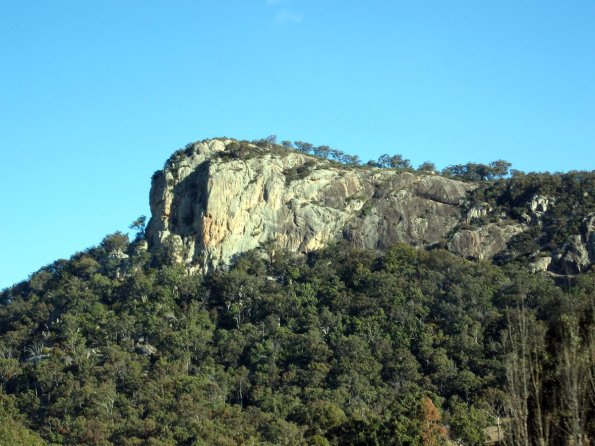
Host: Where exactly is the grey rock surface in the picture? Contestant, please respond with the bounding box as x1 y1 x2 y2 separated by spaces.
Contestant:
530 256 552 273
553 214 595 274
583 214 595 262
145 139 591 274
447 223 527 261
556 235 591 274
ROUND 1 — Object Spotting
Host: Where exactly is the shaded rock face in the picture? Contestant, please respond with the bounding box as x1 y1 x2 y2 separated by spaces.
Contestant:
553 214 595 274
584 214 595 261
342 173 475 250
521 194 554 224
145 139 591 273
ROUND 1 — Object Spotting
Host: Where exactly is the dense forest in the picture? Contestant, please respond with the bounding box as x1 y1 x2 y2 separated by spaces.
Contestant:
1 228 593 445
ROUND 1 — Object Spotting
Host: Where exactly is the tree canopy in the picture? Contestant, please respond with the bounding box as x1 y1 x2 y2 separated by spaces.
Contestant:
0 236 593 445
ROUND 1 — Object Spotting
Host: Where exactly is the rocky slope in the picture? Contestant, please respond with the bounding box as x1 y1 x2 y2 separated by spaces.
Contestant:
146 139 594 274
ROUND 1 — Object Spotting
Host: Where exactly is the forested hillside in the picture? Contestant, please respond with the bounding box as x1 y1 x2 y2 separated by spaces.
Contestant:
1 232 593 445
1 138 594 445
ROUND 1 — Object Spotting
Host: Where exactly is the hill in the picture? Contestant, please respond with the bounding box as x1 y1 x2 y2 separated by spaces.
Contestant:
0 138 593 445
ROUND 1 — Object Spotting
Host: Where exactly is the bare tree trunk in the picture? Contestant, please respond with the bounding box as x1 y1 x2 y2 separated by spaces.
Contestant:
503 300 549 446
503 304 530 446
528 321 548 446
558 313 592 446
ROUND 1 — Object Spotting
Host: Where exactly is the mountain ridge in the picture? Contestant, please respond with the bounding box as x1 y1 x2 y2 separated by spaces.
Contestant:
145 138 595 276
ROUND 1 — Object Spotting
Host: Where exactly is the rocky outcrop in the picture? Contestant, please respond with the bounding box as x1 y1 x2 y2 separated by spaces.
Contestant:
447 223 527 261
553 214 595 274
521 195 553 224
584 214 595 261
466 203 492 222
146 140 479 271
145 139 593 274
530 256 552 273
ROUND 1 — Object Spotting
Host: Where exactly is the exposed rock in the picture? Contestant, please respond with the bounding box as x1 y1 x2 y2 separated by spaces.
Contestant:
109 249 129 260
447 223 527 261
145 139 593 273
522 195 553 224
466 203 491 222
530 256 552 273
135 343 158 357
530 194 550 214
555 235 591 274
583 214 595 262
552 214 595 274
549 213 595 274
147 140 479 271
342 172 475 250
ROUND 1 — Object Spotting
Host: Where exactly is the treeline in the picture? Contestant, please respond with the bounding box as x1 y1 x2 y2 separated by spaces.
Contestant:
1 231 593 445
251 135 513 181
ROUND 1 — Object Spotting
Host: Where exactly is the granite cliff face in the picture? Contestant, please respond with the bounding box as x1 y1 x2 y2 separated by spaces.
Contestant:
145 139 593 274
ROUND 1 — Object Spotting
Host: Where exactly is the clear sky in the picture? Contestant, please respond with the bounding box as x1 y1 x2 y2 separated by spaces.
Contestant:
1 0 594 289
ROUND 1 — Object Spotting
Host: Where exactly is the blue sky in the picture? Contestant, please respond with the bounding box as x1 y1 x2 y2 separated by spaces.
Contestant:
1 0 594 289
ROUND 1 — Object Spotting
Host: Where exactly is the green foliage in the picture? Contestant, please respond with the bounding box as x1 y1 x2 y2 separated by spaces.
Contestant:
377 153 412 170
0 392 46 446
417 161 436 173
442 160 512 181
100 231 129 253
283 161 317 185
447 399 488 445
219 141 259 160
129 215 147 239
0 236 593 445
